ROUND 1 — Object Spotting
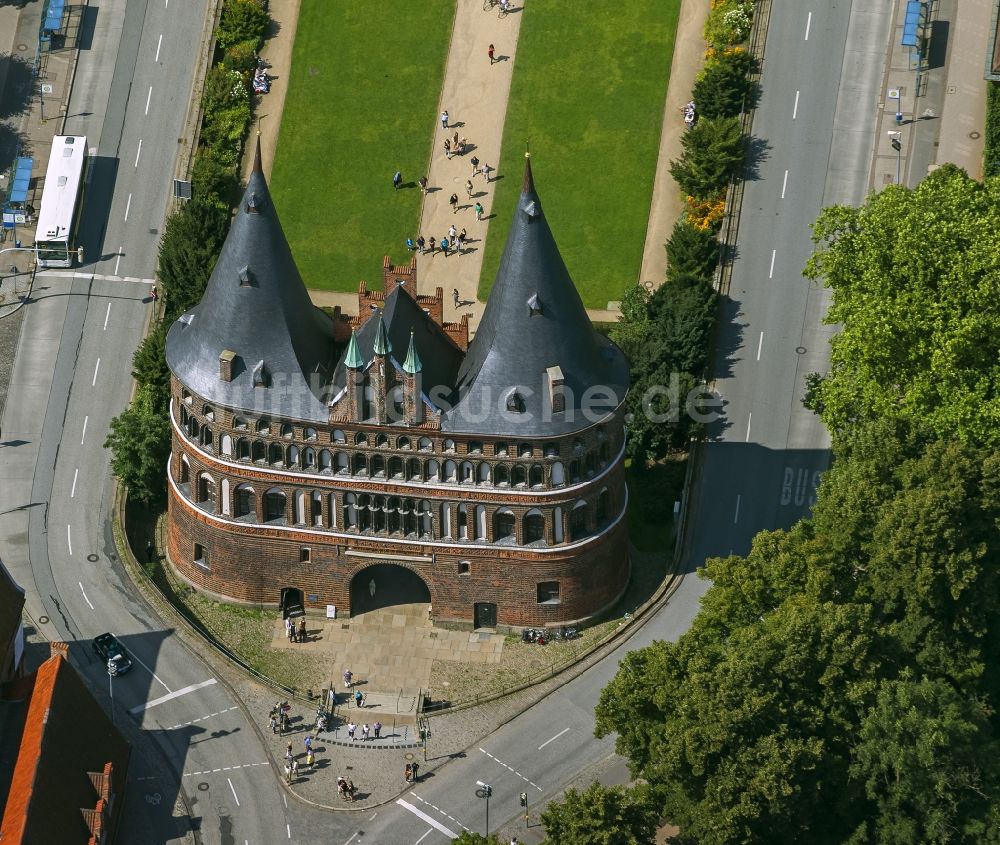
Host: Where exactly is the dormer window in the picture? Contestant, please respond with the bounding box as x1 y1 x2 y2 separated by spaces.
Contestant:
245 191 262 214
527 293 542 316
252 360 270 387
238 265 255 287
506 390 525 413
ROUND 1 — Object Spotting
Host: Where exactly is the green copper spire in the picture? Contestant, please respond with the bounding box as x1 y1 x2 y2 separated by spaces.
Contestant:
373 317 392 356
344 329 364 369
402 331 422 374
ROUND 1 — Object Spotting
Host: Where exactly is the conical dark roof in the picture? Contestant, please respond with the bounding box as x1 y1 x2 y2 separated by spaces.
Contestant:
445 157 628 435
166 139 336 421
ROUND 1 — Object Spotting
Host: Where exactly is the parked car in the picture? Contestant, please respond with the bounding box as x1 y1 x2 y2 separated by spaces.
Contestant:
92 632 132 674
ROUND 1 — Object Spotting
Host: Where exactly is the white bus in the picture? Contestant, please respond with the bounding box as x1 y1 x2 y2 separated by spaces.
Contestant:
34 135 89 268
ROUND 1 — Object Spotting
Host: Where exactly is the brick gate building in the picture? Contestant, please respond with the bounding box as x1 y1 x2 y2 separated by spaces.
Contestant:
164 144 630 628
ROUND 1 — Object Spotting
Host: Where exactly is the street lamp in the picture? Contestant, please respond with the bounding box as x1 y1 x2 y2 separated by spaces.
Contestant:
475 780 493 836
888 131 902 185
889 87 902 125
107 657 118 725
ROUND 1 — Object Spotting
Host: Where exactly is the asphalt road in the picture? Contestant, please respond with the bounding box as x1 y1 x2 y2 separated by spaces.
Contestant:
0 0 892 843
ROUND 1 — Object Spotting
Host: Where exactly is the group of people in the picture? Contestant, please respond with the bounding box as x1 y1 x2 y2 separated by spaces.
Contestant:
345 719 383 740
337 776 358 801
282 737 316 782
683 99 697 128
403 762 420 783
408 225 467 258
443 130 470 159
284 616 307 643
268 701 292 734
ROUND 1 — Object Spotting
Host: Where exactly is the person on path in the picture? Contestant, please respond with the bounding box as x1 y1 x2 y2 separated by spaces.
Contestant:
285 742 293 760
347 780 356 802
452 130 459 148
361 723 370 741
460 227 467 243
268 714 278 734
305 750 314 772
279 710 288 734
284 762 292 783
354 689 363 708
418 175 428 194
411 762 419 782
337 776 348 799
428 236 436 253
298 618 306 642
444 138 451 159
347 721 357 740
448 224 457 241
392 171 402 190
343 668 353 689
453 288 460 308
373 720 382 739
441 237 450 257
480 162 491 182
369 578 376 598
470 155 479 175
440 109 449 128
405 763 413 783
475 202 484 221
466 179 474 198
449 193 459 214
457 137 467 155
416 235 426 254
285 617 293 641
488 43 495 64
291 759 299 781
457 231 465 253
304 735 313 753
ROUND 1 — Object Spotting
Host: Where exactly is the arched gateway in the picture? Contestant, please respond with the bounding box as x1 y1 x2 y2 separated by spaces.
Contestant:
350 564 431 615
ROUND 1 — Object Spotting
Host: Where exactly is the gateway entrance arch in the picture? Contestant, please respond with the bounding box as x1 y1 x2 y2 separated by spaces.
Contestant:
350 564 431 615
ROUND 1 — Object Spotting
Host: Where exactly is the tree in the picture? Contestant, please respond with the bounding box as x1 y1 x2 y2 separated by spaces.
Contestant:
540 782 659 845
104 385 172 506
216 0 269 51
157 200 229 320
804 164 1000 447
692 49 757 120
452 833 501 845
665 220 718 284
669 116 744 198
131 320 170 407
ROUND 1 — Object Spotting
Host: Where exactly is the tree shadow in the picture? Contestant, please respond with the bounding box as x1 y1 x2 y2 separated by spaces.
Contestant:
0 53 36 119
743 134 771 182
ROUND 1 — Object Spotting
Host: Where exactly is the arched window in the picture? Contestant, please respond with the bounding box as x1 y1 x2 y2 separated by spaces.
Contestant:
186 417 198 438
354 432 368 446
444 460 457 482
371 454 386 477
475 505 486 540
407 458 422 480
312 491 324 526
427 459 440 481
401 498 416 536
478 462 491 483
295 491 307 524
372 496 387 533
495 465 509 486
494 441 509 456
418 500 432 537
375 434 389 448
440 502 452 539
220 433 233 456
332 429 346 443
335 452 349 474
585 452 597 476
252 441 266 463
198 474 216 509
263 488 287 524
569 502 588 540
529 465 544 487
221 478 231 515
237 438 250 460
200 425 213 450
518 443 533 458
569 460 581 483
458 560 471 575
179 456 190 484
551 462 565 486
457 504 469 540
304 427 317 441
389 457 404 478
418 437 433 451
180 406 189 426
443 439 456 453
572 438 584 457
357 495 372 531
543 442 559 458
268 442 284 466
352 453 367 475
182 389 192 405
460 461 474 482
397 436 411 450
319 450 332 472
280 424 294 438
235 485 256 520
512 465 527 487
303 447 315 469
287 445 300 466
329 493 337 528
344 493 358 528
469 441 483 454
256 418 271 434
233 416 248 430
554 505 564 543
493 509 516 543
524 509 545 544
387 497 402 534
597 488 610 525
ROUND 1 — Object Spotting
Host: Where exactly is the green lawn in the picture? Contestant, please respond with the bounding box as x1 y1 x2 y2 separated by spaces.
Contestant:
479 1 680 309
270 2 455 292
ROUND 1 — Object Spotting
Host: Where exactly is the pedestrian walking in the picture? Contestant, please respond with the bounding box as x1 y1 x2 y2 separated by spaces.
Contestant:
448 224 457 241
354 689 363 708
291 759 299 781
285 617 292 640
459 227 467 242
285 742 293 760
305 750 315 772
347 780 356 802
466 179 474 198
268 714 278 734
279 711 289 734
452 288 460 308
428 236 436 252
347 721 357 740
457 137 467 155
416 235 426 254
475 202 484 221
457 232 465 253
369 577 376 598
392 170 402 190
284 762 292 783
145 539 155 563
441 237 450 257
343 669 353 689
444 138 451 159
452 131 459 148
480 162 491 182
304 735 313 753
449 193 459 213
405 763 413 783
362 723 370 741
337 776 348 799
411 762 419 782
298 618 306 642
418 175 428 194
470 155 480 175
440 109 449 128
373 720 382 739
488 43 495 64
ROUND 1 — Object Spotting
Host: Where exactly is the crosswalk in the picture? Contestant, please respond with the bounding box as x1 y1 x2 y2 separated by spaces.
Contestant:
37 270 155 284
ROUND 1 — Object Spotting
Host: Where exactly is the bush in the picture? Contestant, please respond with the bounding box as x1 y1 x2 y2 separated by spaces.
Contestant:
216 0 268 52
669 115 744 198
192 146 240 207
202 100 253 148
224 39 259 74
985 82 1000 176
666 219 718 283
157 200 230 320
704 0 754 46
692 47 757 119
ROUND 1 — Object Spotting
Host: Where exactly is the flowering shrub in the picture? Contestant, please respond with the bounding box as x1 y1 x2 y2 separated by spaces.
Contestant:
685 193 727 231
705 0 754 47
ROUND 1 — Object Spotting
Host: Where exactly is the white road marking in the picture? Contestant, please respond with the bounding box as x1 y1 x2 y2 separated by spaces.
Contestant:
283 794 287 808
734 494 741 524
414 829 433 845
124 193 132 221
396 799 459 839
793 90 800 119
409 794 468 832
145 86 153 115
79 581 94 609
745 412 752 442
67 524 73 555
163 705 238 730
92 358 100 386
479 747 543 791
183 761 268 776
757 331 764 360
368 812 378 821
130 677 217 713
103 301 112 330
287 823 291 839
38 270 155 284
769 249 776 278
538 727 570 750
114 252 122 276
805 11 812 40
71 468 79 498
81 415 88 444
342 834 361 845
134 139 142 168
155 33 163 62
228 777 240 807
781 169 788 198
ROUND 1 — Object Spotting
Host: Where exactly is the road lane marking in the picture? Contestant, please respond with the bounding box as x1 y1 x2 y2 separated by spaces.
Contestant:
67 525 73 555
155 33 163 62
130 677 219 712
145 86 153 115
183 761 268 776
781 169 788 198
163 705 238 730
479 747 543 791
228 777 240 807
114 251 122 276
757 331 764 360
769 249 776 278
124 193 132 221
81 415 88 444
38 270 155 284
79 581 94 609
734 494 741 524
135 139 142 168
342 834 361 845
414 829 433 845
793 90 800 119
745 412 752 442
92 358 100 386
396 799 459 839
538 727 570 750
71 468 79 498
409 794 468 831
805 11 812 40
368 812 378 821
287 823 291 839
104 301 112 330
